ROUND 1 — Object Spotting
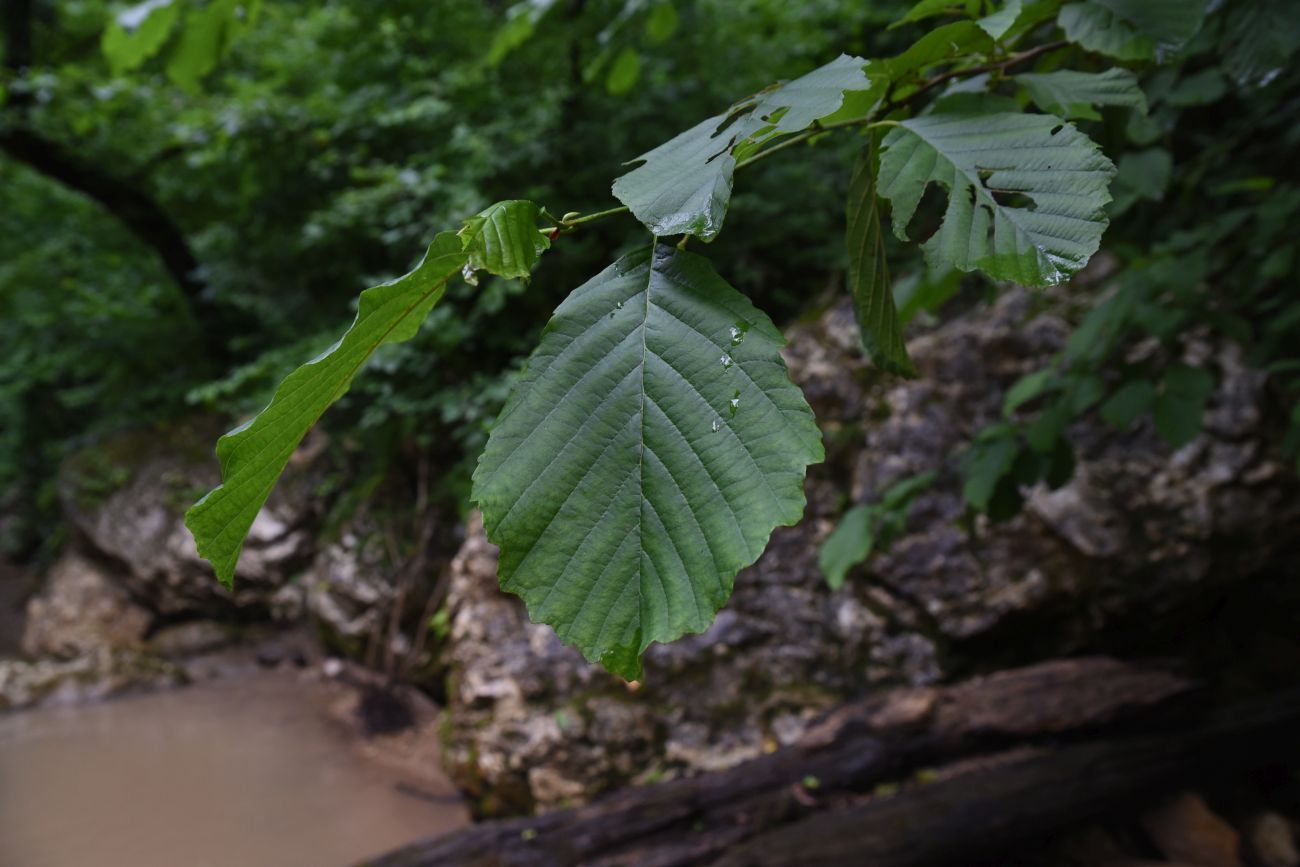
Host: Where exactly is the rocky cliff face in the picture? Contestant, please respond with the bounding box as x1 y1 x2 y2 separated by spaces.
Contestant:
438 287 1300 815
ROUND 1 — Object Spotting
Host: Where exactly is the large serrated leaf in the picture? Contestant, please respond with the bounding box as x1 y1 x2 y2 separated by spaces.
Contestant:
876 112 1116 286
1017 68 1147 120
611 55 870 241
186 233 468 588
846 143 915 377
459 200 550 280
472 245 823 679
1059 0 1205 60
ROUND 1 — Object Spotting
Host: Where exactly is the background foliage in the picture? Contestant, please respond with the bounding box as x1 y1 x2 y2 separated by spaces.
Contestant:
2 0 1297 619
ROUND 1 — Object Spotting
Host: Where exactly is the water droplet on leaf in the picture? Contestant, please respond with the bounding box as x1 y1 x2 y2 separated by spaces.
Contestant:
729 321 750 346
711 419 723 433
461 264 479 286
720 354 733 370
728 390 740 417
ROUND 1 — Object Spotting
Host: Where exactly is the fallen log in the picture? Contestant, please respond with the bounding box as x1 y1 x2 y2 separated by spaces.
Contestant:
361 658 1300 867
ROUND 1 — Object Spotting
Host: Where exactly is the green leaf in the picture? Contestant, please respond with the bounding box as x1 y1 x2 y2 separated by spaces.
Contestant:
1220 0 1299 88
1153 364 1213 448
894 265 962 325
611 55 870 240
102 0 179 75
472 245 823 679
606 47 641 96
1100 378 1154 429
978 0 1024 40
819 504 876 590
891 0 975 30
847 143 915 377
1058 0 1205 60
1017 68 1147 120
1003 368 1057 415
1165 69 1228 107
644 3 679 43
1089 0 1205 47
963 428 1020 512
186 233 468 588
876 113 1116 287
166 0 231 91
458 200 550 280
1058 2 1156 60
876 22 993 85
487 0 558 66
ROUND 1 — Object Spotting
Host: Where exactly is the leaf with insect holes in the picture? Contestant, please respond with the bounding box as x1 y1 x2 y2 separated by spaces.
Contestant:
876 112 1115 286
186 232 467 588
611 55 870 240
472 244 822 679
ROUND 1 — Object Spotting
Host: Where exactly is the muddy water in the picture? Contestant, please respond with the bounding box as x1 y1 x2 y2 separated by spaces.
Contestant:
0 670 468 867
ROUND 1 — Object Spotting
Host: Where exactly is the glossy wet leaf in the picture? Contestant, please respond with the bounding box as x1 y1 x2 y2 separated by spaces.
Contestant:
611 55 869 240
187 233 468 588
846 143 915 377
1017 68 1147 120
459 200 550 280
472 245 822 679
876 112 1116 286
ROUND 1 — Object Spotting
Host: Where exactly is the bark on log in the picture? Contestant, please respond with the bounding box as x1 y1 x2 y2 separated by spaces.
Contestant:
356 658 1300 867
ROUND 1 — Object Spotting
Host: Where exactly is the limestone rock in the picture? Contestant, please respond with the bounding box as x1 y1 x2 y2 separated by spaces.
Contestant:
438 287 1300 816
21 552 151 658
0 649 186 711
58 419 325 616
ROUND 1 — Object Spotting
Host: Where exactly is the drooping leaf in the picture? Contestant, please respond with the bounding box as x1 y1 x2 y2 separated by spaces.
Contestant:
1017 68 1147 120
611 55 870 241
876 113 1116 286
102 0 179 75
458 200 550 280
186 233 468 588
472 244 823 679
846 143 915 377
